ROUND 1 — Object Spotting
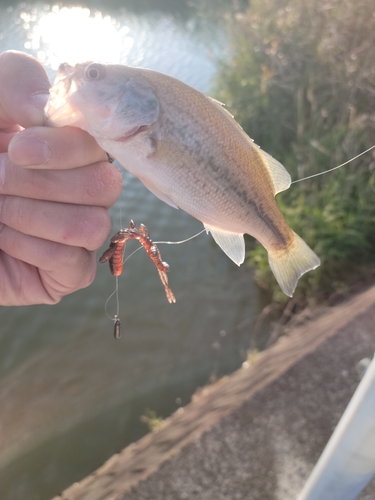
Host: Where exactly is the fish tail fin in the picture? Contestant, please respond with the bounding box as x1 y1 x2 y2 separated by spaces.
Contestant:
268 231 320 297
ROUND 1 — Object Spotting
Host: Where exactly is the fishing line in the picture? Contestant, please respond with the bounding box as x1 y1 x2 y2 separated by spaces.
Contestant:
105 276 122 339
104 275 119 321
105 166 125 337
118 172 125 229
104 143 374 313
104 228 205 334
119 196 123 229
103 139 373 329
291 144 375 184
121 228 207 264
154 229 206 246
122 245 143 264
105 229 205 312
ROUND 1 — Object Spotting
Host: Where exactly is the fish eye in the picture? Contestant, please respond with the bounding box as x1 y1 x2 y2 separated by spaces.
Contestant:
85 63 106 81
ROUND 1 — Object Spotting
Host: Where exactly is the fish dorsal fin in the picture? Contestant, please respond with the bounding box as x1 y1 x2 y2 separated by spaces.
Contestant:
205 94 290 194
204 224 245 266
207 96 237 121
207 96 225 107
257 148 291 194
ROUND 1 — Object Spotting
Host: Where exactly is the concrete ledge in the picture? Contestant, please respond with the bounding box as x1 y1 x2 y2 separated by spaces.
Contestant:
53 285 375 500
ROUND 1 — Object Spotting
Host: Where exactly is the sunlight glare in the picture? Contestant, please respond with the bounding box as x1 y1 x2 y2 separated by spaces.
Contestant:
29 6 133 69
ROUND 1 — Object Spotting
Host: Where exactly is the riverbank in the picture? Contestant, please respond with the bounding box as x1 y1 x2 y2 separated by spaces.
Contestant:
52 284 375 500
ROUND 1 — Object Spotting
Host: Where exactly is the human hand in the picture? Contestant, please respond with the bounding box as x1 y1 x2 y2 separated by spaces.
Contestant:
0 51 122 305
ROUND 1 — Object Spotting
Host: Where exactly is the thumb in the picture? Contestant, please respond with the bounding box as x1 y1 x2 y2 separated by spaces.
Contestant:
0 51 51 129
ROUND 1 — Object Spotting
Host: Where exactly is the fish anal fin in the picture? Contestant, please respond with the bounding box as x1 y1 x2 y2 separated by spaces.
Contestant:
204 224 245 266
268 231 320 297
257 148 291 194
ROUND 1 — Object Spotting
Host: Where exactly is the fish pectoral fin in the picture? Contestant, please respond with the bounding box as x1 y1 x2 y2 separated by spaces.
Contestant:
257 148 291 194
139 176 179 209
204 224 245 266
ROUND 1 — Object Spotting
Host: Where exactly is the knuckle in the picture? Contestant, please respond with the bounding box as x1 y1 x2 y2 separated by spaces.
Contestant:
51 242 80 270
51 245 96 290
84 161 123 206
1 195 26 227
80 252 97 288
77 207 111 250
74 250 97 289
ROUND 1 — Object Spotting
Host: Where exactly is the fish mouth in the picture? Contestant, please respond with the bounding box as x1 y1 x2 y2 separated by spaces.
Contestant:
44 62 86 127
56 62 76 87
54 62 89 93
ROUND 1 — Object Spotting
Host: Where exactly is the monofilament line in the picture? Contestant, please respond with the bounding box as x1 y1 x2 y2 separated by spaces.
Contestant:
105 276 120 321
122 228 206 264
291 144 375 184
105 228 205 319
155 229 206 245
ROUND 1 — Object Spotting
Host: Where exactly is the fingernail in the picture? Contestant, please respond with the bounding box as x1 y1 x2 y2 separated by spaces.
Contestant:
9 135 52 166
32 92 50 112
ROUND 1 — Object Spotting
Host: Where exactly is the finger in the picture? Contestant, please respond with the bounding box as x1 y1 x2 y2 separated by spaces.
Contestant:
8 125 108 169
0 225 96 305
0 155 123 208
0 131 19 154
0 195 111 251
0 51 50 129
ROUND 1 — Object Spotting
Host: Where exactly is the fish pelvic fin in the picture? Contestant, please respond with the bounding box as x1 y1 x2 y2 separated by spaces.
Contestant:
204 224 245 266
268 231 320 297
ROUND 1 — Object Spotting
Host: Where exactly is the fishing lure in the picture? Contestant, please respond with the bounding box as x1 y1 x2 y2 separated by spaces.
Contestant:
99 229 129 276
99 220 176 304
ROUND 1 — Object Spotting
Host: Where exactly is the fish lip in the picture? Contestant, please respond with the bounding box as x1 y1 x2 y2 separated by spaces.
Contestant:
54 62 77 94
44 62 86 126
57 62 76 79
52 62 87 97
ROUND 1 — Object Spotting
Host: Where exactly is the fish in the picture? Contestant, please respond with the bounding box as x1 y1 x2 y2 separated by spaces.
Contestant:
45 62 320 297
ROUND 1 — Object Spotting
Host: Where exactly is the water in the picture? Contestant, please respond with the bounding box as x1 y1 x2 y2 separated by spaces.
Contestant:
0 3 264 499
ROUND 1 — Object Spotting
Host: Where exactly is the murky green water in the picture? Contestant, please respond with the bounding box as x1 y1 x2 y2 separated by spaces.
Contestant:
0 3 265 499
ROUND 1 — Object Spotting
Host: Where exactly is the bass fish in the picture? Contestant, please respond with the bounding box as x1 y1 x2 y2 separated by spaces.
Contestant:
45 62 320 296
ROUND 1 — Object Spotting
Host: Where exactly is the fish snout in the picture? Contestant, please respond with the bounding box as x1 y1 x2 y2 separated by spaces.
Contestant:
57 62 76 78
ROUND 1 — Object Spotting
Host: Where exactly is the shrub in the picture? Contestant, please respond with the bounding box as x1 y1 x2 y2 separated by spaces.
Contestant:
214 0 375 304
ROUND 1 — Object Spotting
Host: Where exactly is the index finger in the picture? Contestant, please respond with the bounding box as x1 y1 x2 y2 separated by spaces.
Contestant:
0 51 50 130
